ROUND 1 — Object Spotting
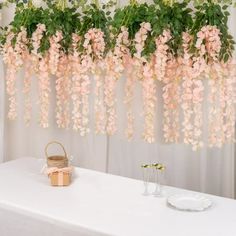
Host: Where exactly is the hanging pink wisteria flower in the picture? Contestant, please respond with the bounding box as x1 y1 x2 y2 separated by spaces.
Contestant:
31 23 46 72
142 62 157 143
3 31 17 120
3 27 28 120
112 27 135 139
124 57 135 140
104 26 130 136
31 23 51 128
195 25 221 62
79 58 91 136
23 54 33 125
104 53 119 135
208 61 236 147
70 33 82 132
224 60 236 143
163 56 181 143
38 55 51 128
94 65 106 134
80 28 106 136
192 79 204 150
49 31 63 75
154 30 171 81
84 29 107 135
133 22 157 143
133 22 151 78
55 54 71 129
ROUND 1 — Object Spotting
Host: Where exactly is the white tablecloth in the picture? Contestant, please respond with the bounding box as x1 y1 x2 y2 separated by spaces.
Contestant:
0 157 236 236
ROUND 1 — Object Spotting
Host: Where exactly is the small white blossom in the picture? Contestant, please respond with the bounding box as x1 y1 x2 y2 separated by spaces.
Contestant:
32 0 43 8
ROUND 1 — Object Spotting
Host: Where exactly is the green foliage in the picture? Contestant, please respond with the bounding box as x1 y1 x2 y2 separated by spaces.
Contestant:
153 1 193 56
191 1 235 62
1 0 235 62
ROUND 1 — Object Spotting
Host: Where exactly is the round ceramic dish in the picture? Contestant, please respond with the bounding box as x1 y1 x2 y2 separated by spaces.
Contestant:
167 194 212 211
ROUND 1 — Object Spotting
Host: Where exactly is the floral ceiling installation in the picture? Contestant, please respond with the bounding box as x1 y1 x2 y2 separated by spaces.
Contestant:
0 0 236 150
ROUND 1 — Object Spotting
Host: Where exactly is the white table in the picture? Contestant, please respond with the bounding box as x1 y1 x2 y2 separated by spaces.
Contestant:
0 157 236 236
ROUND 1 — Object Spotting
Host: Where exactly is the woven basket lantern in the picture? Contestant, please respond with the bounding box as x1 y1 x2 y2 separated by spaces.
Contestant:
45 141 68 168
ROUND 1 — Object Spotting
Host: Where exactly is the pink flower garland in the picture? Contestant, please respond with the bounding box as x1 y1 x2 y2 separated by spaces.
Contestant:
79 56 91 136
2 22 236 149
23 53 32 125
56 54 71 129
112 27 135 139
94 64 106 134
225 60 236 143
49 31 63 75
134 22 151 60
181 31 206 150
31 23 51 128
208 61 236 147
81 28 106 136
3 27 28 120
31 23 46 71
182 78 194 146
163 57 181 143
3 31 17 120
104 54 119 135
195 26 225 147
70 34 82 132
196 25 221 62
181 32 194 146
133 22 151 79
24 24 46 125
87 30 107 134
104 26 130 136
154 30 171 81
133 22 157 142
83 28 105 60
38 55 50 128
192 79 204 150
208 67 220 147
142 62 157 143
124 56 135 140
157 31 180 144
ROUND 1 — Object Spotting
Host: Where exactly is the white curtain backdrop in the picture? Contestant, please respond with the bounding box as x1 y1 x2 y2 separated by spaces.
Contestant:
0 12 5 164
1 1 236 198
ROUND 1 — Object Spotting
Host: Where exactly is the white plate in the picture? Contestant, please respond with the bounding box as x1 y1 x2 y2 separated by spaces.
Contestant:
167 194 212 211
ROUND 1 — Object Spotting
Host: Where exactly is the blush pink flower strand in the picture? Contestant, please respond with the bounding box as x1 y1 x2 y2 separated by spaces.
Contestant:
104 54 119 135
70 34 82 132
23 53 33 125
124 57 135 140
163 57 181 143
38 55 51 128
49 31 63 75
31 23 46 72
2 23 236 150
133 22 152 79
142 62 157 143
3 27 28 120
154 30 172 81
3 31 17 120
56 54 71 129
94 64 106 134
81 28 106 136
